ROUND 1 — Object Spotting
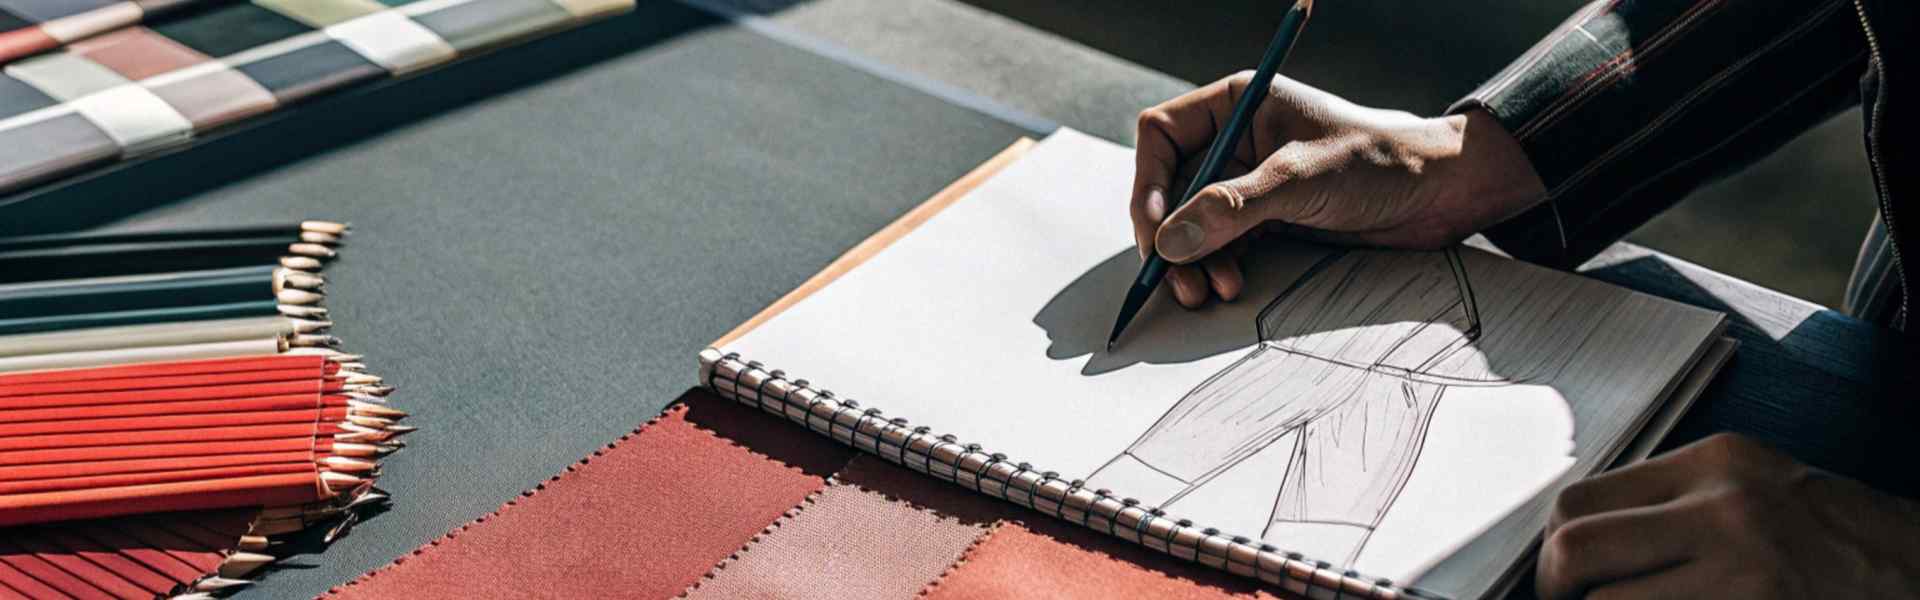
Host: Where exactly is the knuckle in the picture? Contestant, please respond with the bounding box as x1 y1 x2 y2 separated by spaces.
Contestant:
1136 109 1172 134
1705 486 1771 527
1550 482 1593 523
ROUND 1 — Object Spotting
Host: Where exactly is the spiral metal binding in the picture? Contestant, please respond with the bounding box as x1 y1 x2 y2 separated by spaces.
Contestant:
699 349 1438 600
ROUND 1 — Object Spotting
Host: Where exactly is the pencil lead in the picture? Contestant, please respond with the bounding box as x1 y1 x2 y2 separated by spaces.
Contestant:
280 255 325 270
277 288 325 305
278 304 328 318
290 319 333 333
192 577 253 592
217 552 274 579
289 243 337 258
299 231 342 244
302 220 350 235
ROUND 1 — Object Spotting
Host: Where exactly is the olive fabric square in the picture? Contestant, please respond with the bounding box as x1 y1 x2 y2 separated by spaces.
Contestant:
233 38 381 103
253 0 386 28
149 2 312 58
411 0 569 52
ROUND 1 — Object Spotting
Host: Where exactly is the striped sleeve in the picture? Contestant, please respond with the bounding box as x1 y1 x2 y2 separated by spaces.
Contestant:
1451 0 1871 268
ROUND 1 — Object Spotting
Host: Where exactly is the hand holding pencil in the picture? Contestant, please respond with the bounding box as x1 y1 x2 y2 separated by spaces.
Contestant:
1127 76 1548 308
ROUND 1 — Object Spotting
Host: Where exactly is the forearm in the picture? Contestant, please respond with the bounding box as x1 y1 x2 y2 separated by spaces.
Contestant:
1456 0 1869 268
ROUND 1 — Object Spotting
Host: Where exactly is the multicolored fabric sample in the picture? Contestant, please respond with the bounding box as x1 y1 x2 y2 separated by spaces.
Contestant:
0 0 219 69
324 390 1301 600
0 0 633 196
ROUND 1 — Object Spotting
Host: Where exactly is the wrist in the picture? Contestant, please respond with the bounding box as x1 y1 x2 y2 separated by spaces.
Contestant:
1423 108 1548 238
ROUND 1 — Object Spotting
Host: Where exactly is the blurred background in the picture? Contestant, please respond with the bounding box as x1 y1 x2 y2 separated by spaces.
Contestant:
957 0 1878 308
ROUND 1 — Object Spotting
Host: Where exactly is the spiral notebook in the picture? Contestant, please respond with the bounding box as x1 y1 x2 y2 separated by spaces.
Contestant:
698 129 1730 600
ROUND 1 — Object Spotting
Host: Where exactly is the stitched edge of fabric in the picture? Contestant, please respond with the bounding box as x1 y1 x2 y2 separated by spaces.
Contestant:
316 399 832 598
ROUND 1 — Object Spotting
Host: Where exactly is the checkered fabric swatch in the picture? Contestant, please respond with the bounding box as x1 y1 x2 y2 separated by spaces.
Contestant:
0 1 221 69
0 0 633 194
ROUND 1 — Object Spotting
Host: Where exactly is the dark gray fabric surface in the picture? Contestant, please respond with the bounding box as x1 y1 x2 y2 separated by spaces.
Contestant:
85 5 1030 596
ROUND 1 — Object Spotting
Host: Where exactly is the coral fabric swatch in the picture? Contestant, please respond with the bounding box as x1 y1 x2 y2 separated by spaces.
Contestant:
323 391 853 600
0 507 254 599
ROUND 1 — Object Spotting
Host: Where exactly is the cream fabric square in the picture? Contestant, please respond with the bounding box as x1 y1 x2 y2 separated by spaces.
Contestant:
67 84 193 156
5 52 129 101
41 2 143 43
325 11 455 75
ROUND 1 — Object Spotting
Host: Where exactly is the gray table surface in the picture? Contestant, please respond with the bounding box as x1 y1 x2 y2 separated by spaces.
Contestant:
49 0 1915 597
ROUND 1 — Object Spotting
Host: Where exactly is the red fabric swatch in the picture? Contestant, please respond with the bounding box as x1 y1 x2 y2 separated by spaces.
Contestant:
324 390 854 600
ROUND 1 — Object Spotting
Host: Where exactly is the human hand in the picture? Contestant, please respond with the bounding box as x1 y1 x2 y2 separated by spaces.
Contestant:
1130 72 1546 308
1537 433 1920 599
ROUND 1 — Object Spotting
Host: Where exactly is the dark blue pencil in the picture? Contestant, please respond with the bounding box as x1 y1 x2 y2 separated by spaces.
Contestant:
1107 0 1313 351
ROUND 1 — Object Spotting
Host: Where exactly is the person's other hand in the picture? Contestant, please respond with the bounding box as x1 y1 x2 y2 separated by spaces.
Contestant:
1537 432 1920 599
1130 72 1546 308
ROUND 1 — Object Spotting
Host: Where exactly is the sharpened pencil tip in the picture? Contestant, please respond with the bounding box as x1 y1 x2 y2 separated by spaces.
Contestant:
302 220 350 235
193 577 253 592
299 231 342 245
217 553 274 579
289 243 337 258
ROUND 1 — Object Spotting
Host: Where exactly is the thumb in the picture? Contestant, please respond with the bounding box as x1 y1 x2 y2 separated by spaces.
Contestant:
1153 168 1292 263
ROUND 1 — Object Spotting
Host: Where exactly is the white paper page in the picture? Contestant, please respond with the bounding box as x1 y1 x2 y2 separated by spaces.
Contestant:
723 129 1723 597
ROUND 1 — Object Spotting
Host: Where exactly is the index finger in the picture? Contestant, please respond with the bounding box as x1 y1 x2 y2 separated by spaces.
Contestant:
1132 75 1243 259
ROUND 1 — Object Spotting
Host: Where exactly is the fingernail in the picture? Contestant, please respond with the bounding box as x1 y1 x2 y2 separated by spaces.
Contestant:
1157 220 1206 262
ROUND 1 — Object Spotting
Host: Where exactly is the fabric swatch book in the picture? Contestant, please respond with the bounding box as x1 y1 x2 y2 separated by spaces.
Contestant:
699 129 1731 599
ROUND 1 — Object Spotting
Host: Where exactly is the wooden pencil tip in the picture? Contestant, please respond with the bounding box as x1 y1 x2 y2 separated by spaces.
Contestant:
291 319 333 334
299 231 342 245
321 456 379 472
321 471 363 493
238 535 271 553
302 220 351 235
345 415 393 428
217 552 274 579
278 304 328 319
289 243 337 258
289 334 340 348
1295 0 1312 15
343 372 383 385
193 577 254 592
280 255 325 270
349 400 407 418
277 289 325 305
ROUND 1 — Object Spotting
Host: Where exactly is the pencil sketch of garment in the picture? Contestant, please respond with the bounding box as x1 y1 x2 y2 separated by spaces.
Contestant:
1087 248 1622 566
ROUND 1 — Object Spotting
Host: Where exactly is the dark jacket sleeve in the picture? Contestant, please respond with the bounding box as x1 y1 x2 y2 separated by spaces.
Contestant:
1451 0 1870 268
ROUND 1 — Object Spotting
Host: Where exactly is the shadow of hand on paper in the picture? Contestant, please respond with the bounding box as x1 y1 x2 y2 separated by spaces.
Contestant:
1033 243 1334 375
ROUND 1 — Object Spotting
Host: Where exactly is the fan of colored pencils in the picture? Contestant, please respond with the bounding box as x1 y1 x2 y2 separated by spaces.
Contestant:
0 221 409 598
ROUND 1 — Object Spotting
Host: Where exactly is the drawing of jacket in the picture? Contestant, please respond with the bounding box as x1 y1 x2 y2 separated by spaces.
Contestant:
1088 248 1620 566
